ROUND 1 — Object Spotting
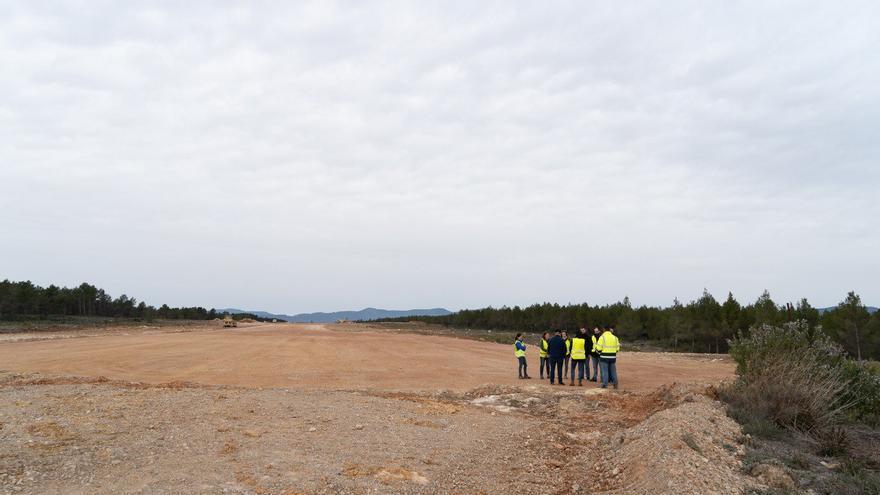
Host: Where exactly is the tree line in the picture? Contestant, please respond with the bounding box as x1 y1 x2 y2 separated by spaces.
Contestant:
380 290 880 360
0 279 219 321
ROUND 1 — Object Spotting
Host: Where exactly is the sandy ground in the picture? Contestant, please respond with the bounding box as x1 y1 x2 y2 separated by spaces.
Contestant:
0 323 753 495
0 323 733 392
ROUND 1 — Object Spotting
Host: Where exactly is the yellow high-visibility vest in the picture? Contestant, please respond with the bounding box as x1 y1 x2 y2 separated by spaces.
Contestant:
539 339 548 358
570 337 587 360
514 341 526 358
565 339 572 355
596 331 620 358
591 335 598 353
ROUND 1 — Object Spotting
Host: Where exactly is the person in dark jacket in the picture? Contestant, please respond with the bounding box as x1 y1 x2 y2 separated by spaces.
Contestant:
589 326 602 382
547 330 567 385
562 330 572 378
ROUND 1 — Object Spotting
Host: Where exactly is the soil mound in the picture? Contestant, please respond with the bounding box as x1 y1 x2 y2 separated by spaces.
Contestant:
586 394 758 494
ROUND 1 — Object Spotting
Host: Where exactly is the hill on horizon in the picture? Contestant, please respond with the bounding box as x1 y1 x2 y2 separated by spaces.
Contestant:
818 306 878 315
219 307 452 323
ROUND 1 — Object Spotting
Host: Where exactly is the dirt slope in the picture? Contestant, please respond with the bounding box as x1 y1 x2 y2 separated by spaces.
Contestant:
1 374 764 495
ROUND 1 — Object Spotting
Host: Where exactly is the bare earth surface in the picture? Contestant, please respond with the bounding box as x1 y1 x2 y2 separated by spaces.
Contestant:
0 323 732 393
0 323 761 494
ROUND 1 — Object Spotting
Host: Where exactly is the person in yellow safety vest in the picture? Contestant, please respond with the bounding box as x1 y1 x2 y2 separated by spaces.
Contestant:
569 328 589 386
595 325 620 389
589 326 602 382
562 330 572 378
514 333 532 379
539 332 550 380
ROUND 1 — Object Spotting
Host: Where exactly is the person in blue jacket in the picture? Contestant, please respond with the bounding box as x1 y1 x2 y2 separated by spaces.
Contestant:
514 333 531 379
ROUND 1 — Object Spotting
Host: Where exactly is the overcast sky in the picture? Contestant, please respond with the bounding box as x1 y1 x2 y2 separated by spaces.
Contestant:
1 1 878 313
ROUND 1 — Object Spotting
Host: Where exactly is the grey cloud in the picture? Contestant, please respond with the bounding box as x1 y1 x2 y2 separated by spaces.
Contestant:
1 1 878 312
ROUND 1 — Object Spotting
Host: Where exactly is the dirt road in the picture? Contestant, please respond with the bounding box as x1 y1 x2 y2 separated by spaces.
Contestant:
0 323 733 392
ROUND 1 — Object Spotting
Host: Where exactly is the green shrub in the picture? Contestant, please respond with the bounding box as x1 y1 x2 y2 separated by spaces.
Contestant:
839 360 880 425
728 321 846 377
724 401 785 439
786 451 811 470
741 449 774 473
726 322 880 494
725 322 859 433
740 417 786 440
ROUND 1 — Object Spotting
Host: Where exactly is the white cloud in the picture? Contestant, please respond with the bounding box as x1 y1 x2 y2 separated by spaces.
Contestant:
1 1 878 312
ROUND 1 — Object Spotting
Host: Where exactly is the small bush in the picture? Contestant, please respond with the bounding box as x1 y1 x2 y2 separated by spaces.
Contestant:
786 451 811 470
740 417 785 440
816 460 880 495
742 449 774 473
839 360 880 425
723 390 784 439
814 426 849 457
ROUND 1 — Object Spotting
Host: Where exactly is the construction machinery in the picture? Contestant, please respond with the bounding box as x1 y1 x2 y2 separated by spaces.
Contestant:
223 315 238 328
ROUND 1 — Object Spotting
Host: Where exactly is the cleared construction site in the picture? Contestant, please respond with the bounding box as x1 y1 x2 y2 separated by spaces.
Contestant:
0 321 759 494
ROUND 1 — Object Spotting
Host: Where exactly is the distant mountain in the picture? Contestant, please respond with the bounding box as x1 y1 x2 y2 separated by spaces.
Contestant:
817 306 878 315
218 307 452 323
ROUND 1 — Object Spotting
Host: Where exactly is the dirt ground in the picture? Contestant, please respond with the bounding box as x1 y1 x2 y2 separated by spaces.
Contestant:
0 323 733 393
0 323 758 495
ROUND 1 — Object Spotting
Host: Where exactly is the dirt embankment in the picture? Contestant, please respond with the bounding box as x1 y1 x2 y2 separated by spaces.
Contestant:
0 373 765 494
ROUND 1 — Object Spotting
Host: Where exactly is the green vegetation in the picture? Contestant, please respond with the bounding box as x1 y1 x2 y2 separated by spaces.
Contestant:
381 290 880 359
0 279 216 321
725 322 851 431
721 321 880 494
725 321 880 429
817 460 880 495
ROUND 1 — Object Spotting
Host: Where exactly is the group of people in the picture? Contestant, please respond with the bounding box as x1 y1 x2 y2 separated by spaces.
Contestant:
513 326 620 389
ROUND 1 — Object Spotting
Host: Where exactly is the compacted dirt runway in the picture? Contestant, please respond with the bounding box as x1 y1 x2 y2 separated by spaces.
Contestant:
0 323 732 391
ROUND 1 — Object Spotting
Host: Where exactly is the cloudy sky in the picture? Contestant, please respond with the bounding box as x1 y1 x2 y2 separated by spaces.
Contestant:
1 1 878 313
